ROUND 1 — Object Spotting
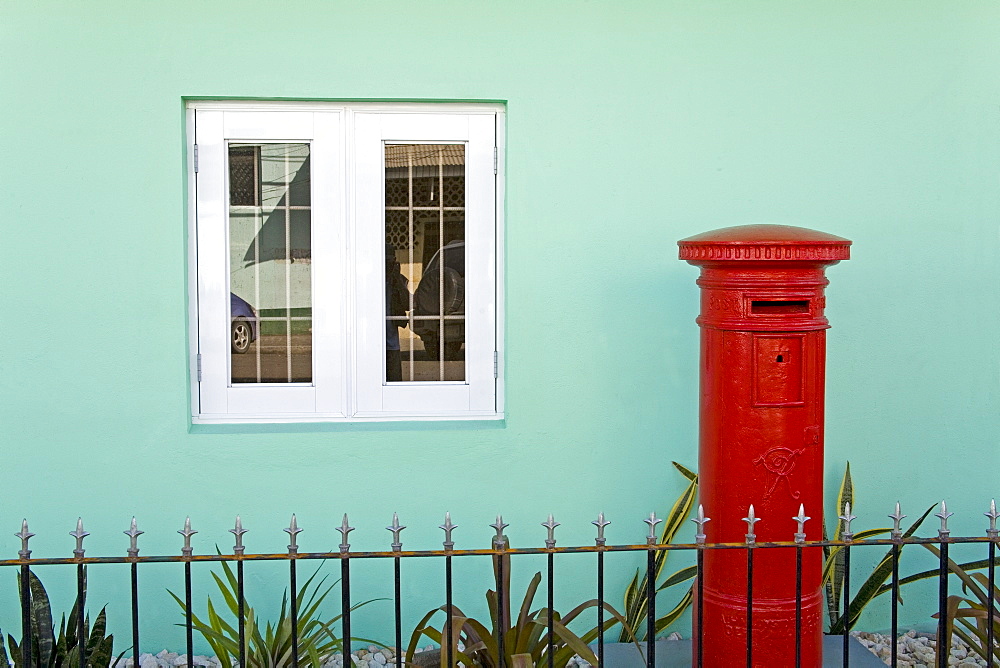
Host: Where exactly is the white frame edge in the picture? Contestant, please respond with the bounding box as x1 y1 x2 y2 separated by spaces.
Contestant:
186 107 201 419
185 101 506 424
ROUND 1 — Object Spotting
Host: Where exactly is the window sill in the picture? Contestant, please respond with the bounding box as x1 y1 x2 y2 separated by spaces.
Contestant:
191 411 504 425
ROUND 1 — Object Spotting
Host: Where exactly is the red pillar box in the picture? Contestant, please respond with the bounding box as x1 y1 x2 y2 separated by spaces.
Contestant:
678 225 851 667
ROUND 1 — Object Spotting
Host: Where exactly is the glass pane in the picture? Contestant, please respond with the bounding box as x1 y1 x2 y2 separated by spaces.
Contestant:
385 144 465 383
229 143 312 384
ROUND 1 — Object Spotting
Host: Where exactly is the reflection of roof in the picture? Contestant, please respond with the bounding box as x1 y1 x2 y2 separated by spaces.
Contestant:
385 144 464 168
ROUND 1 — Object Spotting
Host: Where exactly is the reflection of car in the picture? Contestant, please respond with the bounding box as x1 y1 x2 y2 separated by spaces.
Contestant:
413 240 465 360
230 293 259 354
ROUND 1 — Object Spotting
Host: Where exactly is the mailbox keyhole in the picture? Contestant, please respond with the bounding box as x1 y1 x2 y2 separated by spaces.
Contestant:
776 354 785 363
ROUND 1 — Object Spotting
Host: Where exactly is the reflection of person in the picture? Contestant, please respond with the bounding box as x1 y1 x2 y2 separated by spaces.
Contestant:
385 244 410 382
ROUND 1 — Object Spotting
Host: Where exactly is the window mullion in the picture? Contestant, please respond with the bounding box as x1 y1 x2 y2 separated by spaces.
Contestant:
407 151 415 382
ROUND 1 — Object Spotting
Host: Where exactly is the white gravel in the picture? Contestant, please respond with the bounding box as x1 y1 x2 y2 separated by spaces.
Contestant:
108 645 425 668
103 631 994 667
853 630 989 667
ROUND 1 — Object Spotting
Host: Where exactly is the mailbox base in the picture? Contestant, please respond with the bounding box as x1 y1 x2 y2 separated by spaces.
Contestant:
692 584 824 667
597 636 882 667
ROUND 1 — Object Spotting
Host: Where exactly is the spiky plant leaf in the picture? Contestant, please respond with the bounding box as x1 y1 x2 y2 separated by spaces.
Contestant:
6 635 19 668
25 569 56 666
824 463 853 624
171 551 381 668
617 462 698 641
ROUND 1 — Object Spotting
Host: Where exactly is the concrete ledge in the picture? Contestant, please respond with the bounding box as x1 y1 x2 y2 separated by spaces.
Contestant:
594 636 885 667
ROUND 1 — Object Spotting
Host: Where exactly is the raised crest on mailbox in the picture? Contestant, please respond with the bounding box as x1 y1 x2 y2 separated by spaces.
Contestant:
679 224 851 667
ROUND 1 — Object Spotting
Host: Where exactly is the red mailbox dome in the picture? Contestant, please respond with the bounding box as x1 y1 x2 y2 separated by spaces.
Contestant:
679 224 851 262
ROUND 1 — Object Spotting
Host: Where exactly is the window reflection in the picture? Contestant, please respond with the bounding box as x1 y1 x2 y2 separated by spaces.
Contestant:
229 143 312 384
384 144 465 382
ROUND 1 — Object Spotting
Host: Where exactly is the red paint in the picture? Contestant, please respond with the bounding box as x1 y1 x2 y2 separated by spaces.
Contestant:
678 225 851 667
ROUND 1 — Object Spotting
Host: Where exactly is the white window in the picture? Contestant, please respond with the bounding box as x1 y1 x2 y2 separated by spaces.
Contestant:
187 102 504 423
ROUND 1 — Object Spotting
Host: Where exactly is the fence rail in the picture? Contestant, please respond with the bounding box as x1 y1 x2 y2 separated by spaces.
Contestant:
5 503 1000 668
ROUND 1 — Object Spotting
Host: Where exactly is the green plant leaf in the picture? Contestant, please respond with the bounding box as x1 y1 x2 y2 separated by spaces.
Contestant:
444 615 468 666
942 594 962 656
511 653 533 668
658 474 698 552
6 568 116 668
874 556 996 597
514 572 541 637
655 587 693 634
826 503 934 634
657 565 697 591
404 608 441 663
210 570 242 620
203 598 239 661
673 461 697 482
618 569 641 642
172 555 375 668
617 464 698 642
834 462 853 542
463 616 498 661
542 615 598 665
86 607 108 658
0 633 10 668
7 634 19 668
821 528 897 587
824 463 853 624
27 569 56 666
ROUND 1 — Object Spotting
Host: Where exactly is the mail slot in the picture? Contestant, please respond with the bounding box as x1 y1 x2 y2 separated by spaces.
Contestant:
679 224 851 668
751 299 810 314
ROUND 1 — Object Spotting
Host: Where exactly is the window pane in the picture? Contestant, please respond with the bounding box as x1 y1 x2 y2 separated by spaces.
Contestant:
385 144 465 382
229 146 260 206
229 143 312 384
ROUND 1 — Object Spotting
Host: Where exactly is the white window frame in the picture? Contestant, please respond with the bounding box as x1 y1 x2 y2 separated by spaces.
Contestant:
186 101 505 423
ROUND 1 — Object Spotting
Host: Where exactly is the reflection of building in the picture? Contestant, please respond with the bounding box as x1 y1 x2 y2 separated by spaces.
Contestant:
226 143 464 314
228 144 312 322
384 144 465 290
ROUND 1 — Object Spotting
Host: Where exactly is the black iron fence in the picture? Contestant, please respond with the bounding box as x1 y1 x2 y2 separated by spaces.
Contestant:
3 503 999 668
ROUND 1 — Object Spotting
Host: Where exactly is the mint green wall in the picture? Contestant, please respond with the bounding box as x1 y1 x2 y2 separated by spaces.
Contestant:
2 0 998 649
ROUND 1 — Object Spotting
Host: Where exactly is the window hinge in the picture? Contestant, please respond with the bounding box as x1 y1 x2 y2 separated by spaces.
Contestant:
493 351 498 379
493 147 497 175
193 144 199 173
196 353 202 382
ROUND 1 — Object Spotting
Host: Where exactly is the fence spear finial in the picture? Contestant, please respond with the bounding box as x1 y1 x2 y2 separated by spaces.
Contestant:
593 512 610 546
936 500 954 540
793 504 810 544
230 515 248 556
284 514 302 555
124 516 144 558
387 513 405 552
491 515 509 548
16 519 34 560
743 505 760 545
70 517 90 558
986 499 999 540
889 502 906 541
440 512 457 551
178 517 197 557
691 505 710 546
839 502 857 542
337 514 354 553
644 512 662 546
542 514 559 549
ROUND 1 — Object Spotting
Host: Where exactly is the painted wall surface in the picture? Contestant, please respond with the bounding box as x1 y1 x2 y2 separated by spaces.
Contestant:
1 0 998 650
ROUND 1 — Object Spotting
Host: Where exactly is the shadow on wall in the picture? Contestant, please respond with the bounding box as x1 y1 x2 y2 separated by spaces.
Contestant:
240 153 312 266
